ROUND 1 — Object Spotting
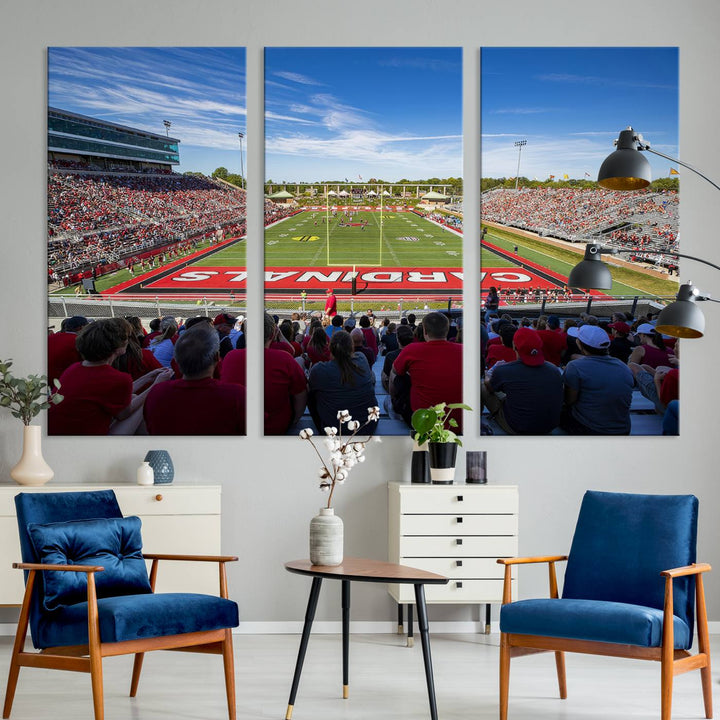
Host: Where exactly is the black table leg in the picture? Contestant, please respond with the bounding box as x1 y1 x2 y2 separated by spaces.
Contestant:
407 602 414 647
342 579 350 699
286 577 323 720
485 603 491 635
397 602 404 634
414 583 439 720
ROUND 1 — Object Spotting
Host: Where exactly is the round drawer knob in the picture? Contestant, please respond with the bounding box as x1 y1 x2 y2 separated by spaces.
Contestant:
155 494 163 502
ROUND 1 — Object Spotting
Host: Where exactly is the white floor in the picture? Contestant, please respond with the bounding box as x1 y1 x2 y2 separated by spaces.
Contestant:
0 632 717 720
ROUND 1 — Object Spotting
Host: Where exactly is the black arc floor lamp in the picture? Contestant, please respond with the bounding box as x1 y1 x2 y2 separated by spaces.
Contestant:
568 127 719 338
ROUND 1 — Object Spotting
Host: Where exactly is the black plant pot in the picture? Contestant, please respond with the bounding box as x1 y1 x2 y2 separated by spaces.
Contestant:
428 442 457 484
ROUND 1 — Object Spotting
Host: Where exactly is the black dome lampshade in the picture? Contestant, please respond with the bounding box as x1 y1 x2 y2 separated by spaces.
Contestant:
655 283 706 338
567 243 613 290
597 128 652 191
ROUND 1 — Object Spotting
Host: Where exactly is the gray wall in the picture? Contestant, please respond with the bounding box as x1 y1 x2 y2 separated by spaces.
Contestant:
1 0 719 626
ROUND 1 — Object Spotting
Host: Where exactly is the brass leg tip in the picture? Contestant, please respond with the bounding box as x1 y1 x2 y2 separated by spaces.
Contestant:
343 685 349 699
397 625 404 634
407 637 414 648
485 624 491 635
286 705 293 720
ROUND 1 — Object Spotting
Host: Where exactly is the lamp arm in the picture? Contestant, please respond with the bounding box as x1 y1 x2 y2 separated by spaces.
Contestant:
641 146 720 193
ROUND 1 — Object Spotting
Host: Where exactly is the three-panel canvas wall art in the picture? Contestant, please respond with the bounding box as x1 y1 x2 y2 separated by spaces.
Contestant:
46 46 679 437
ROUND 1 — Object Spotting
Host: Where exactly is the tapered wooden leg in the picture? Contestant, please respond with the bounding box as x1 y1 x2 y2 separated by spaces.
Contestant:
554 651 567 699
4 572 36 719
222 629 236 720
661 578 674 720
499 633 510 720
129 653 144 697
87 573 104 720
695 574 713 719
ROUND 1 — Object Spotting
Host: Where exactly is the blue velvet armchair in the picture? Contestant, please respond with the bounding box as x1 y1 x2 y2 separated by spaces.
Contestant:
498 490 712 720
2 490 239 720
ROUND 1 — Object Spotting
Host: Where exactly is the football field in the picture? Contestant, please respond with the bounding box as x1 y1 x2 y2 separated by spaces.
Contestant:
264 210 462 267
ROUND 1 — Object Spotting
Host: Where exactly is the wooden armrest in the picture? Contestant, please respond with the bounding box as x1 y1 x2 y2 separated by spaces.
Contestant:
13 562 104 573
661 562 711 578
497 555 568 566
142 553 239 563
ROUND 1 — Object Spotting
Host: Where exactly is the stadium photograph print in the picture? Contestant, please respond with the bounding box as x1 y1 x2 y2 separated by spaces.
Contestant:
480 47 679 437
46 47 248 435
263 47 463 437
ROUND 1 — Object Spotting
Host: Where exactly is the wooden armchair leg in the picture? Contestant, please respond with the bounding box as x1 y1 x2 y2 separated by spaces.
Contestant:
130 653 144 697
2 657 21 719
3 571 35 719
222 629 236 720
499 634 510 720
554 651 567 699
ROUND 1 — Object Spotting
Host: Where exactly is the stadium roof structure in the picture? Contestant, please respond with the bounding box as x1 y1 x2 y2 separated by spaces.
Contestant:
48 107 181 168
267 190 294 199
421 191 450 200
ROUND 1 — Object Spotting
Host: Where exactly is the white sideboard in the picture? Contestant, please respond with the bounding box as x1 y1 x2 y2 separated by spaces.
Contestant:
0 484 222 605
388 482 518 636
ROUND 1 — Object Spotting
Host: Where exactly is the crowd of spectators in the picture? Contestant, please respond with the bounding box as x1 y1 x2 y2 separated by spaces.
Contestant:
262 308 464 436
482 309 679 436
48 312 247 435
481 187 678 250
47 168 248 275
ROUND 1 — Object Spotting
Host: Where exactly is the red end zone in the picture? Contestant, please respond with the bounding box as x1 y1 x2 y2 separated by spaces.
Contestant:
143 266 463 293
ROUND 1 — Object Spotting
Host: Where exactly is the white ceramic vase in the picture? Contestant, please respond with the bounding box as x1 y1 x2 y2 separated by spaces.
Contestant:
309 507 343 566
10 425 54 486
136 461 154 485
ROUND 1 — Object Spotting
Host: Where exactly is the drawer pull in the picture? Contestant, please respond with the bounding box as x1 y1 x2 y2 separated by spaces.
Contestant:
456 581 463 589
456 539 463 545
456 560 463 567
456 517 463 523
155 494 163 502
457 495 464 502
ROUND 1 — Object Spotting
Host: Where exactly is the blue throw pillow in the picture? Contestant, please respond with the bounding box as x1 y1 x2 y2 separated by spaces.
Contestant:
27 516 152 611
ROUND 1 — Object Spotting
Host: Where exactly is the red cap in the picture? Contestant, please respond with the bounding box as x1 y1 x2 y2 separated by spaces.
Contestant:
608 321 631 335
513 328 545 367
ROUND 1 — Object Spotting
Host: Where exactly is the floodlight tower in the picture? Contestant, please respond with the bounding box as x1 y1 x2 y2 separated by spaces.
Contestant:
514 139 527 191
238 132 245 190
163 120 172 137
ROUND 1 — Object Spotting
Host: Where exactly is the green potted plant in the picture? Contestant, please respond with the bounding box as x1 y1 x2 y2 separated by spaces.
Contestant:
0 359 63 486
411 402 471 484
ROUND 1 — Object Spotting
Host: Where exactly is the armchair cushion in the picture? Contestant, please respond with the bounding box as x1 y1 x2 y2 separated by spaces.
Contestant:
35 593 239 648
28 516 151 611
500 598 691 649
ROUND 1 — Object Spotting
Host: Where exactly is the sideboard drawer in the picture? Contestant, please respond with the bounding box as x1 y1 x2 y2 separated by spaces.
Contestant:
400 535 518 558
390 578 515 604
114 486 221 517
401 557 508 580
399 487 517 515
401 513 517 536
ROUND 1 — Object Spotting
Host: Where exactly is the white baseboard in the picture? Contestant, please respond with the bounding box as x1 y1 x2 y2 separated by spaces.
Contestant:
3 620 720 636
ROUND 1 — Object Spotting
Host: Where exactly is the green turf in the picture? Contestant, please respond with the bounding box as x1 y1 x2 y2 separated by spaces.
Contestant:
483 226 679 298
264 210 462 267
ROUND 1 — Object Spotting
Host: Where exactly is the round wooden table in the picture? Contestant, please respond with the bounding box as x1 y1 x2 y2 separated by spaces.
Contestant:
284 557 448 720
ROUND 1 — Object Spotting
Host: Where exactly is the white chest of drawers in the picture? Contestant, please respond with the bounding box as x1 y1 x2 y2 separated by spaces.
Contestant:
388 482 518 636
0 484 222 605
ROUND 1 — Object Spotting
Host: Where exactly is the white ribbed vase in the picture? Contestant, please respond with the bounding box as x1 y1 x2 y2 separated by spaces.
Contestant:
10 425 54 486
309 507 344 566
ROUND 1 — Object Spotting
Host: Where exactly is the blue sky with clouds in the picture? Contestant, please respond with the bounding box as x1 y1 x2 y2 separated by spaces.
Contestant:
481 47 679 181
264 47 462 183
48 47 246 175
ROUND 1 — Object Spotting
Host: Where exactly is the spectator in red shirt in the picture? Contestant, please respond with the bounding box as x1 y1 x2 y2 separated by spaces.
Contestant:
47 315 88 385
49 318 171 435
264 313 307 434
392 312 464 432
144 323 245 435
324 288 338 318
536 315 566 367
486 323 517 369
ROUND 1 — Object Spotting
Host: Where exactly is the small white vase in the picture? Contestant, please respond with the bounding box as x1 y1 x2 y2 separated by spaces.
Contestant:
309 507 344 566
136 461 154 486
10 425 54 486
